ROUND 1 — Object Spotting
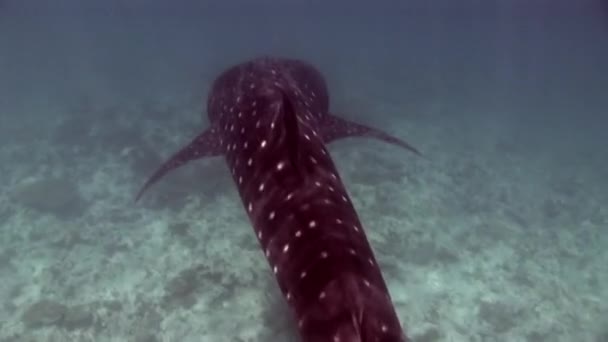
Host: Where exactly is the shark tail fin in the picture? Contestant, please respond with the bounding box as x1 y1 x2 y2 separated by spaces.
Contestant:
135 126 223 202
301 272 408 342
320 114 422 156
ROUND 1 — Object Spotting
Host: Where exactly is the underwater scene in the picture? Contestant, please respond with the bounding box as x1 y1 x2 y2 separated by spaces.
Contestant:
0 1 607 341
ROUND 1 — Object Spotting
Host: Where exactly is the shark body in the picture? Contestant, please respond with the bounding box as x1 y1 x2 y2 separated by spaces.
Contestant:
137 57 418 342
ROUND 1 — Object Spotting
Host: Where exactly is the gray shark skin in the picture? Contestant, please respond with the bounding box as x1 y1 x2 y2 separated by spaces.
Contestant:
137 57 419 342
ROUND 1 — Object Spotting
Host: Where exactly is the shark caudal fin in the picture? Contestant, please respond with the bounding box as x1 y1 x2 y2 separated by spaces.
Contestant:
135 126 223 201
300 273 407 342
320 114 421 156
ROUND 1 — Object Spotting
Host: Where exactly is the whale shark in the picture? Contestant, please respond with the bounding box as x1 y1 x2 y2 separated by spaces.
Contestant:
136 57 419 341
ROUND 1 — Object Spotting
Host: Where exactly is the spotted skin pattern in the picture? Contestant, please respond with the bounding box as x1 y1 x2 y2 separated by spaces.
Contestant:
137 57 419 342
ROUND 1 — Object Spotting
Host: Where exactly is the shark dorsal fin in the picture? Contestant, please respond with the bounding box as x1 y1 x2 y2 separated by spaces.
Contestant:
280 89 303 174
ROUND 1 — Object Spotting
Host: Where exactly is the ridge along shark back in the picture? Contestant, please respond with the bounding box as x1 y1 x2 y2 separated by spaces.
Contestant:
136 56 420 342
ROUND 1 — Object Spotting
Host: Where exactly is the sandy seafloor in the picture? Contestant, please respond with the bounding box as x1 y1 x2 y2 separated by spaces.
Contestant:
0 57 607 342
0 4 608 341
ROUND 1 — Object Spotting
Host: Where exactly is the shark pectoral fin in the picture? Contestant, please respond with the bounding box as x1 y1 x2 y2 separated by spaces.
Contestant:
135 126 223 202
321 114 422 156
